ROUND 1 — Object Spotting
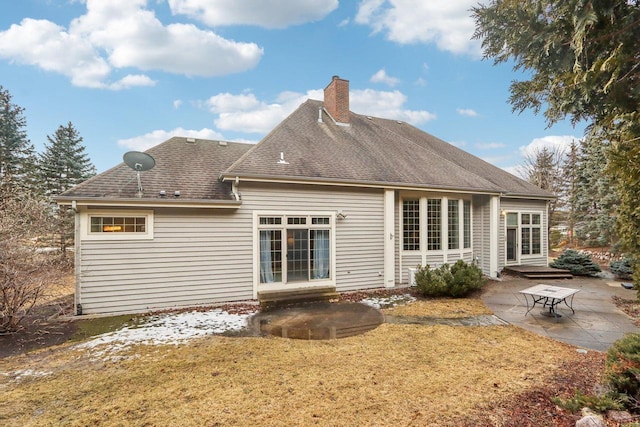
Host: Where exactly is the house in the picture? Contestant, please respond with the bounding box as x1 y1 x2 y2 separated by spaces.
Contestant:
57 76 553 315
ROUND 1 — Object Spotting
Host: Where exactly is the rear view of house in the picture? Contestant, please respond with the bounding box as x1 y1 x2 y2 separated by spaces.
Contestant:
57 76 552 315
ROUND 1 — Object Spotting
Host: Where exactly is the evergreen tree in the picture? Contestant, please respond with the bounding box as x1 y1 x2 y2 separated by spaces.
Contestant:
473 0 640 281
518 145 565 248
39 122 95 254
562 140 580 246
573 135 619 247
0 85 37 203
39 122 96 197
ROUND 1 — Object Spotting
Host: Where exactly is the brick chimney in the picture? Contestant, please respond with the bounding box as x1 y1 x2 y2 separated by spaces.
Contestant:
324 76 349 124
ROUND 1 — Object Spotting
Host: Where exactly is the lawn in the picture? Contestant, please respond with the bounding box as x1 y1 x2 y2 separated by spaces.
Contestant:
0 294 604 426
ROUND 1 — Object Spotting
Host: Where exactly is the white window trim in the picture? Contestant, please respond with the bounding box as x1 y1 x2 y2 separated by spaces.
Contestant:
400 195 473 261
252 211 336 298
80 209 154 241
520 211 544 258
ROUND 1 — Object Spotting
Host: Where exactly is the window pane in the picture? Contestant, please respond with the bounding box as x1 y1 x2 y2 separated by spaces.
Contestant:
287 217 307 225
91 216 146 233
506 213 518 227
287 229 309 281
260 230 282 283
260 217 282 225
427 199 441 251
448 200 459 250
311 229 330 279
532 228 541 254
521 227 531 255
403 199 420 251
463 200 471 249
532 214 541 225
522 214 531 225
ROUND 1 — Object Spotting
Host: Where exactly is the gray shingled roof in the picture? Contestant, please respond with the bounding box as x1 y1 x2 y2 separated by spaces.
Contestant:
223 99 552 198
58 137 252 201
60 100 551 203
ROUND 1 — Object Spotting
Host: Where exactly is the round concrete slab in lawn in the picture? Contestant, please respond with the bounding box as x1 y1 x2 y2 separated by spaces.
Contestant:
251 302 384 340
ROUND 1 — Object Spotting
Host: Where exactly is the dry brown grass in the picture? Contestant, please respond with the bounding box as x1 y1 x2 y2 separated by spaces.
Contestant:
383 298 493 318
0 296 587 427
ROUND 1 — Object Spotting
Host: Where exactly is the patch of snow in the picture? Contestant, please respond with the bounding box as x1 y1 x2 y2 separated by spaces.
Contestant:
360 294 416 309
76 309 251 360
3 369 53 382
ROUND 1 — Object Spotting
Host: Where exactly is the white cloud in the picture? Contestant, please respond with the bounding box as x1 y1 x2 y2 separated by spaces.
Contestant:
173 99 183 109
355 0 481 56
203 86 436 134
370 69 400 87
518 135 579 159
457 108 478 117
350 88 436 124
109 74 157 90
0 0 263 89
168 0 338 29
117 127 224 151
475 142 506 150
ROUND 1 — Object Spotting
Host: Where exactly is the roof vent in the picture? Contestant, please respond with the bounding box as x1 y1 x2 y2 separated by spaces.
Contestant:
186 137 196 143
219 141 227 146
277 152 289 165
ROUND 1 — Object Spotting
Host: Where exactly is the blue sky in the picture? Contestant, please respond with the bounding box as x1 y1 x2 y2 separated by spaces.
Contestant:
0 0 585 174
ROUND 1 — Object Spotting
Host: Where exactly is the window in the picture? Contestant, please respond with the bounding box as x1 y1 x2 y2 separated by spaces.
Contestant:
427 199 441 250
403 199 420 251
448 200 459 250
90 216 146 233
83 210 154 240
521 213 542 255
258 214 331 284
463 200 471 249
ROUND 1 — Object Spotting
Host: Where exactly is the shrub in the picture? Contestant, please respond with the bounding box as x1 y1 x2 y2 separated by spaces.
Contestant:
550 249 601 276
611 258 634 280
414 260 487 298
553 390 623 413
606 333 640 412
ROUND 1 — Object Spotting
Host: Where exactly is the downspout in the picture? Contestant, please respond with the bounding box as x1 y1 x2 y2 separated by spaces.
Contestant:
231 176 240 201
71 201 82 315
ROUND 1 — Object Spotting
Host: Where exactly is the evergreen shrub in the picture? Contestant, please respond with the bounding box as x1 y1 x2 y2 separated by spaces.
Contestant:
550 249 601 276
414 260 487 298
610 258 634 280
606 333 640 412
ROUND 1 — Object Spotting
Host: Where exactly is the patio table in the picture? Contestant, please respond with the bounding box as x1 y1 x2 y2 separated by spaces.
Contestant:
519 284 580 321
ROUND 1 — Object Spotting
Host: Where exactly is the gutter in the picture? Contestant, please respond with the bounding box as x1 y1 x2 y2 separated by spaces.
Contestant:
54 196 242 209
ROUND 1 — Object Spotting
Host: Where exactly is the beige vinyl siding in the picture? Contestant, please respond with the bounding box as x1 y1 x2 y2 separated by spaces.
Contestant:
499 198 549 269
472 195 492 275
240 183 385 293
78 207 254 314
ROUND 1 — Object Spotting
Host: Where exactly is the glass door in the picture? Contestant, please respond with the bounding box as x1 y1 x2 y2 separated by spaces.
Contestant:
287 229 309 282
506 213 518 263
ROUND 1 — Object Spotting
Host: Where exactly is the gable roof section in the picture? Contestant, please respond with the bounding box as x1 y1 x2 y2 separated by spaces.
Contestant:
57 137 252 206
222 100 552 198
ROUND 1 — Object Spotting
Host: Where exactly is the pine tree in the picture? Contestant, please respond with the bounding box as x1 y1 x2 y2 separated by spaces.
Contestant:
518 145 565 248
39 122 95 254
573 135 619 247
0 85 37 203
562 140 579 246
473 0 640 282
39 122 96 197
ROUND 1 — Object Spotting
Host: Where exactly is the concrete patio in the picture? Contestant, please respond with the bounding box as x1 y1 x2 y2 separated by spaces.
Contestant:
482 276 640 351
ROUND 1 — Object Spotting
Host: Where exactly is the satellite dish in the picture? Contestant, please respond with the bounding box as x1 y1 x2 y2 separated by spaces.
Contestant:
123 151 155 197
124 151 155 171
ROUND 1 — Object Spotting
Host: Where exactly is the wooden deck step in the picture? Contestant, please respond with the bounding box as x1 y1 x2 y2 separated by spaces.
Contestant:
258 287 339 311
522 273 574 279
504 265 573 280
